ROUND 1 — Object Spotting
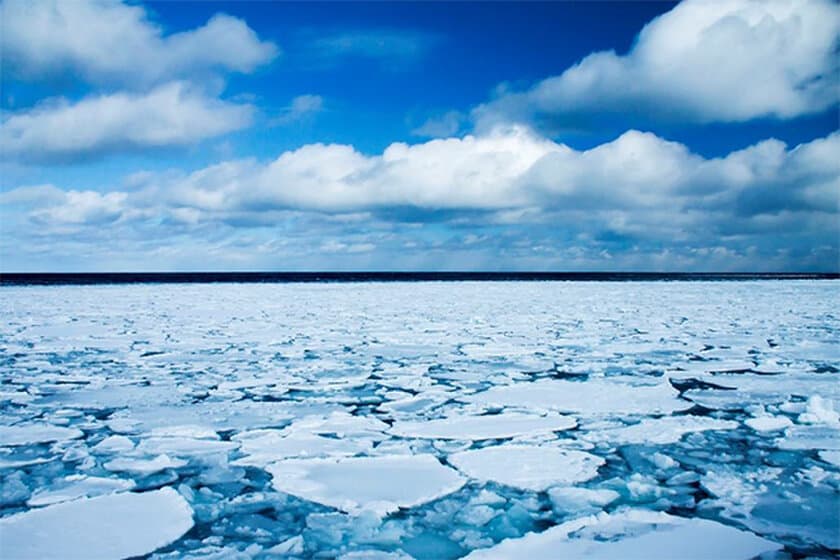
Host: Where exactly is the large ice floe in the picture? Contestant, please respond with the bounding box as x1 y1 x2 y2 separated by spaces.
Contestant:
0 487 193 559
267 455 466 516
1 280 838 558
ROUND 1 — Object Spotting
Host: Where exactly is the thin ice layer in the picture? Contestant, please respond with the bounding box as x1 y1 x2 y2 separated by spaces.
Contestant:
267 454 465 516
0 487 194 559
464 509 782 560
390 412 576 440
449 445 604 491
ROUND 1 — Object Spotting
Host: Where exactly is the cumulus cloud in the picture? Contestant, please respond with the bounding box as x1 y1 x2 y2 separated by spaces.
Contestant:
4 127 837 270
19 126 836 237
474 0 840 128
0 82 254 163
0 0 278 88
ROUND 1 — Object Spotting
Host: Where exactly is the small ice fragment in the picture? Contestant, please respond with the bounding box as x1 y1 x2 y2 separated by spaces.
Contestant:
650 453 678 470
0 487 194 559
267 454 465 516
547 487 619 515
265 535 305 555
797 396 840 425
745 416 792 433
0 424 83 446
449 445 604 491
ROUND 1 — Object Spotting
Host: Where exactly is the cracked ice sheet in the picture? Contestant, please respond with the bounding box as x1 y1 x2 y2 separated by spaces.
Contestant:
0 488 194 560
449 445 604 491
390 412 576 440
463 509 782 560
467 378 691 416
267 454 465 516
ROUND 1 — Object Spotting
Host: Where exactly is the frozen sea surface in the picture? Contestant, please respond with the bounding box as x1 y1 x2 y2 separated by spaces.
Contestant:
0 280 838 559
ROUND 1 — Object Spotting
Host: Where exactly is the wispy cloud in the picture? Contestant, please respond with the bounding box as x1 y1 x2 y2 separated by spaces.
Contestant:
270 94 324 127
306 29 440 66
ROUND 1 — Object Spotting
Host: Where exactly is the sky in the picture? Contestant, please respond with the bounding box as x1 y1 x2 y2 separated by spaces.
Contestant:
0 0 838 272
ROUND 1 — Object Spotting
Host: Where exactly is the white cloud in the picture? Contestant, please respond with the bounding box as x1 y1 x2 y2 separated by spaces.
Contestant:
474 0 840 127
271 94 324 126
0 0 278 87
411 111 465 138
30 190 128 225
0 82 254 163
4 126 836 270
23 126 834 232
310 29 438 63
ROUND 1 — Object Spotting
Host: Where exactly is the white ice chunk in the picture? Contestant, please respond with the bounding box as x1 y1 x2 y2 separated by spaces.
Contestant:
267 454 465 516
745 416 793 433
27 475 135 507
819 450 840 467
0 487 194 559
463 509 782 560
449 445 604 491
92 435 135 454
548 487 619 515
468 379 690 416
0 424 83 446
390 412 576 440
797 395 840 425
582 415 737 445
104 454 187 475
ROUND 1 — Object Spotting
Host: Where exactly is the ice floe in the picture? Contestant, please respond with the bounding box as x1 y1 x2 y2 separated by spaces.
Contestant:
390 412 576 440
267 454 465 516
463 509 782 559
449 445 604 491
0 487 194 559
0 424 83 446
467 379 691 416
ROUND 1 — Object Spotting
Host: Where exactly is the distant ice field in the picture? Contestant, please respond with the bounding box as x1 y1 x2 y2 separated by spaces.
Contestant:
0 281 837 559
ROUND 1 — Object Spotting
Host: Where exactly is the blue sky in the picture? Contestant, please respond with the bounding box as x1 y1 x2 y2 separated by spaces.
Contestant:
1 0 838 271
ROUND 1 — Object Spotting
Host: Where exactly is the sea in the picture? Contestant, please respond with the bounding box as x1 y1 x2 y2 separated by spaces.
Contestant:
0 274 838 559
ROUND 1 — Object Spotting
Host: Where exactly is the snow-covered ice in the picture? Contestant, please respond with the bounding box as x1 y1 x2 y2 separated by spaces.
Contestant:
1 280 837 558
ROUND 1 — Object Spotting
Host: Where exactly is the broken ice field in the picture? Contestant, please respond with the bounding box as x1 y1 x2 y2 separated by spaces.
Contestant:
0 280 838 558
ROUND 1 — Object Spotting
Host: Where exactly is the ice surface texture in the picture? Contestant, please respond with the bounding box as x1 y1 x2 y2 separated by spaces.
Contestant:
0 280 838 558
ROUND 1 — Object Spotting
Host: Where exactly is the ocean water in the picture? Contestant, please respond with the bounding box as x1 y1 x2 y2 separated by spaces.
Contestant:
0 280 838 559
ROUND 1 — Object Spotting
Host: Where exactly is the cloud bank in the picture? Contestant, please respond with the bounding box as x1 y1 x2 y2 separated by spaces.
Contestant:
474 0 840 128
